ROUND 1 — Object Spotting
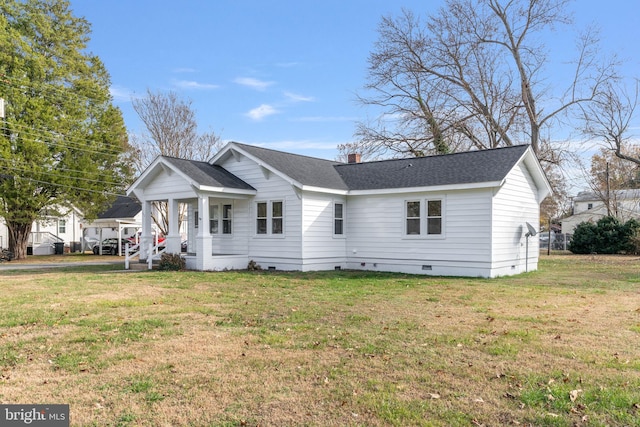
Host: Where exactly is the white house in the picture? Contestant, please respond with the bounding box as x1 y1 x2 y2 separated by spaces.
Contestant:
561 189 640 234
0 206 83 255
127 142 551 277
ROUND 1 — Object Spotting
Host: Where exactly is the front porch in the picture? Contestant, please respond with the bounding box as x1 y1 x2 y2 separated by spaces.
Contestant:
136 194 253 271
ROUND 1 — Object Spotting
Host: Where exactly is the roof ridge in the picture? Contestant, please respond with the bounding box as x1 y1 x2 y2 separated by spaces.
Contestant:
230 141 343 165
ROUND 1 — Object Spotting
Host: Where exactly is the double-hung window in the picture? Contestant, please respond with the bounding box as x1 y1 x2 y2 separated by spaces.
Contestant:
58 219 66 234
222 204 232 234
405 199 443 236
334 203 344 235
256 201 283 235
272 201 283 234
210 205 219 234
256 202 268 234
426 200 442 235
406 201 421 235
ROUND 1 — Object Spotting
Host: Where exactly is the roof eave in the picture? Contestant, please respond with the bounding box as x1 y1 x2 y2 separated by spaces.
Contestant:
348 180 505 196
197 185 257 196
299 185 349 195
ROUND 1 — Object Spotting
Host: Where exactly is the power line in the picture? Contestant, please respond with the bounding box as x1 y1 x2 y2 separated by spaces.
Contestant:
1 122 127 157
8 175 126 197
0 158 128 187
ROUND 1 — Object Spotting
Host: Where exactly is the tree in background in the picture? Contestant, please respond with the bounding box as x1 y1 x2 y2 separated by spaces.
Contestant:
581 79 639 167
357 1 618 161
0 0 130 259
131 89 223 234
583 146 640 219
569 216 640 255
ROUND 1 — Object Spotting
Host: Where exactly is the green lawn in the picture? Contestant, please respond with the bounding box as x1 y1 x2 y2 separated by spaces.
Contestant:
0 254 639 426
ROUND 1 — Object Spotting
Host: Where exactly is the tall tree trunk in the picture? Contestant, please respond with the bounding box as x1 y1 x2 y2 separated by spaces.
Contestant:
7 221 32 260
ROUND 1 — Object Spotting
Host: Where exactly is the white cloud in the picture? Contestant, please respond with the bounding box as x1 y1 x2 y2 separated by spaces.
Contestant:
173 80 219 90
109 85 134 102
234 77 275 91
246 104 279 121
284 91 314 103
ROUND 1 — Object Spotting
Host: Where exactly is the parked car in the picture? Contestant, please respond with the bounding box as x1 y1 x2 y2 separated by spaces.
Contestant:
127 232 166 246
93 238 130 255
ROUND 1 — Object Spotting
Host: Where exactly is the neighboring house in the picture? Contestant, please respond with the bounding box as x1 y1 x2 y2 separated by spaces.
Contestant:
80 195 142 251
561 189 640 234
127 142 551 277
0 206 83 255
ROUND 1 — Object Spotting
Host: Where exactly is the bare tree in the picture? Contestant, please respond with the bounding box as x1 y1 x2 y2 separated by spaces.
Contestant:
581 79 639 166
131 89 223 235
357 0 618 160
132 89 222 166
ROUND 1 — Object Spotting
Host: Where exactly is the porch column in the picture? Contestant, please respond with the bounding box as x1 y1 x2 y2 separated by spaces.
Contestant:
141 200 153 261
196 195 211 270
165 197 181 254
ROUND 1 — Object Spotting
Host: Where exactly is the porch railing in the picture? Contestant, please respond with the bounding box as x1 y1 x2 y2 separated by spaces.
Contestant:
124 242 166 270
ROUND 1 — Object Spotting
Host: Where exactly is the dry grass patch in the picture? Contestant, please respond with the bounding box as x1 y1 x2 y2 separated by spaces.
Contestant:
0 254 639 426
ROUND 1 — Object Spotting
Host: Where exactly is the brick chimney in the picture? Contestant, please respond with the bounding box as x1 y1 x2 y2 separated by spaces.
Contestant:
347 153 362 164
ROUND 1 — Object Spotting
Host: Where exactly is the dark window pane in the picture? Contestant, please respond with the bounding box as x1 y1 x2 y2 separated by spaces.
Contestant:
427 218 441 235
257 202 267 218
407 201 420 218
334 203 343 219
257 219 267 234
272 218 283 234
407 218 420 235
272 201 283 217
427 200 441 216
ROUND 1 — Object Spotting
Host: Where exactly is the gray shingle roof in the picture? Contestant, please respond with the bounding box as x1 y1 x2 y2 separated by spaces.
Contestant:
98 195 140 219
334 145 530 190
231 143 349 190
163 156 256 191
176 143 531 192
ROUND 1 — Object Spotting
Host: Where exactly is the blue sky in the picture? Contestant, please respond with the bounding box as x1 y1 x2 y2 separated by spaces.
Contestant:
70 1 640 164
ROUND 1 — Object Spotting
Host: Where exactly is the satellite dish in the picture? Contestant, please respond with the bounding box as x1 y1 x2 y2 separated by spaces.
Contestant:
525 222 537 237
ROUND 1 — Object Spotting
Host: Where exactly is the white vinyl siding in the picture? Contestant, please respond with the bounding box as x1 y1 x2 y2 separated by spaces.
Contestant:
491 162 540 273
301 194 347 266
347 190 492 266
219 154 302 264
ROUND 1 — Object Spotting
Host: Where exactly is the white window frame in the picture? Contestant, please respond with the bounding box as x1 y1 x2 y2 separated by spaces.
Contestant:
404 198 445 238
426 199 443 235
405 200 421 236
210 204 219 234
333 202 345 237
255 200 285 237
256 202 268 235
222 204 233 235
58 219 66 234
271 201 283 235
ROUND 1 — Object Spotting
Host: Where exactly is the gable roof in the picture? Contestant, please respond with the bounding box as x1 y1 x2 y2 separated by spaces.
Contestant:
131 143 549 199
162 156 256 191
574 189 640 202
335 145 530 190
217 142 540 193
222 142 348 190
98 195 140 219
